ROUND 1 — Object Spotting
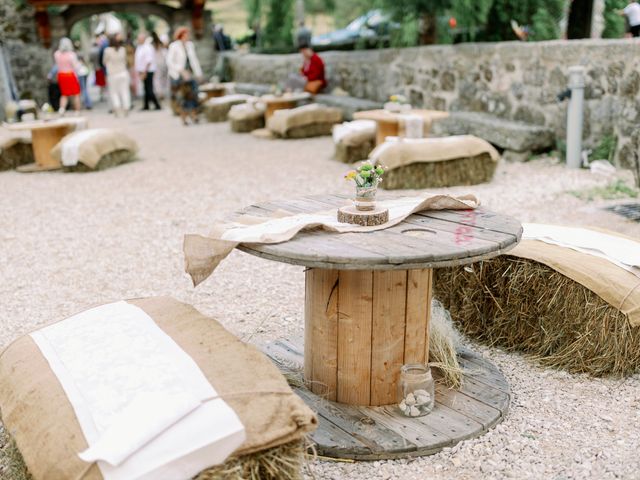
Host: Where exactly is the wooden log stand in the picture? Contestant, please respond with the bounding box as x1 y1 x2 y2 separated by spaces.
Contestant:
305 268 432 406
337 205 389 226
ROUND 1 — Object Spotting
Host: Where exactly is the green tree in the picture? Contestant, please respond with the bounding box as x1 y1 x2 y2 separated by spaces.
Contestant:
603 0 627 38
381 0 452 44
451 0 492 41
261 0 295 49
476 0 564 42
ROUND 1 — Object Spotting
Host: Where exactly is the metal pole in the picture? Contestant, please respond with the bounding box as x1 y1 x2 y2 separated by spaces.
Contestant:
566 65 585 169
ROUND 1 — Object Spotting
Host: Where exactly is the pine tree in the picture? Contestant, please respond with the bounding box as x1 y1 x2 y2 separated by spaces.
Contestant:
261 0 295 49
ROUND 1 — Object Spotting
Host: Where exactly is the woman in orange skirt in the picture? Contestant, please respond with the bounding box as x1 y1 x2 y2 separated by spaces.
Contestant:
54 37 82 114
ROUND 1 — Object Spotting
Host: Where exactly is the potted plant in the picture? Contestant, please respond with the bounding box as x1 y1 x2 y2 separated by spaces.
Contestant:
344 161 386 211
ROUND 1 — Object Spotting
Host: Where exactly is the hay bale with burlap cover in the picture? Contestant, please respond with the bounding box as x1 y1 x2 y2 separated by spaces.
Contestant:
434 226 640 377
267 104 342 139
372 135 499 189
229 102 265 133
0 134 33 171
332 120 376 163
203 94 250 123
0 297 317 480
50 128 138 172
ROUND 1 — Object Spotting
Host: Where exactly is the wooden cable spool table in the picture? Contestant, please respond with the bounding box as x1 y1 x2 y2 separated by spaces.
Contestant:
353 109 450 145
261 92 311 121
235 194 522 459
5 117 88 172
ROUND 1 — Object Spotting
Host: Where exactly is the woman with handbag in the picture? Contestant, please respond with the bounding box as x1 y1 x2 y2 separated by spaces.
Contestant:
166 27 203 126
53 37 82 115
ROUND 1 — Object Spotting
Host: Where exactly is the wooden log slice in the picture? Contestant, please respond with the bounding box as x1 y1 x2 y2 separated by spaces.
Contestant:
337 205 389 226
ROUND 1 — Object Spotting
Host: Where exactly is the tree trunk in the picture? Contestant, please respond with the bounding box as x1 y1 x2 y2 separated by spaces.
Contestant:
419 13 437 45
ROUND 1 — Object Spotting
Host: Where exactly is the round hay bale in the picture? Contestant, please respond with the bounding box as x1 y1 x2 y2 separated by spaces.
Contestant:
434 256 640 377
382 153 497 190
334 139 375 164
63 149 136 172
231 116 265 133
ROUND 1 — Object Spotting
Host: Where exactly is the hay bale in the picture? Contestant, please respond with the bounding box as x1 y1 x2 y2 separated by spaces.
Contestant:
63 149 136 172
0 140 33 171
434 256 640 377
231 116 265 133
0 426 305 480
334 139 375 164
278 122 337 139
429 299 462 388
383 152 497 189
203 95 249 123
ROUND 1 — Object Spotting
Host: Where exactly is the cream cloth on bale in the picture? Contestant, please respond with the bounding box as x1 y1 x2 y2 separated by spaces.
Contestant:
398 114 424 139
30 301 246 480
60 128 106 166
332 119 376 145
370 135 500 170
184 193 480 286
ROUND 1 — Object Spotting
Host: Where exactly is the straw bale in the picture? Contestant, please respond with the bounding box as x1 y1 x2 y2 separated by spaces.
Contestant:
63 149 136 172
334 139 375 164
383 152 497 190
274 122 336 139
434 256 640 377
0 141 33 171
231 116 265 133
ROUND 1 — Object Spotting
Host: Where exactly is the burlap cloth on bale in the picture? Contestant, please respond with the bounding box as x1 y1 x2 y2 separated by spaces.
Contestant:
184 193 480 285
332 120 376 147
50 128 138 170
511 238 640 326
228 101 265 121
205 94 250 108
371 135 500 170
266 104 342 137
0 297 317 480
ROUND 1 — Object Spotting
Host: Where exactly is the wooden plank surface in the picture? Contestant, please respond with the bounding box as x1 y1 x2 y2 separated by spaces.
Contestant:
370 270 407 405
337 270 373 405
404 269 431 364
235 195 522 270
263 338 510 460
305 269 339 400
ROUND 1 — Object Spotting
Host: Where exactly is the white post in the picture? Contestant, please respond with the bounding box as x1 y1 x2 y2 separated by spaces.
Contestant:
566 66 585 169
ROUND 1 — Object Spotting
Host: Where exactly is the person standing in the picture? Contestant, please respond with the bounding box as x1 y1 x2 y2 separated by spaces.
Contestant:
54 37 82 115
619 2 640 37
134 33 161 110
167 27 202 125
103 33 131 117
152 32 170 100
77 55 92 109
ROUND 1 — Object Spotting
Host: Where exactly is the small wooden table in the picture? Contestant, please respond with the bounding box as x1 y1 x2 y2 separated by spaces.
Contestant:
235 194 522 407
198 83 226 100
353 109 450 145
5 117 88 172
261 92 311 121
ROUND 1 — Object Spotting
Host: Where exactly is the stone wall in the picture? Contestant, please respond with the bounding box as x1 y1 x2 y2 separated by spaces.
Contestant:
227 39 640 167
0 0 52 118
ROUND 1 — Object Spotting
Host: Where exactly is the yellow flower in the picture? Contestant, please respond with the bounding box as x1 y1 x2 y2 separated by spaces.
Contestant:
344 171 357 180
390 95 398 102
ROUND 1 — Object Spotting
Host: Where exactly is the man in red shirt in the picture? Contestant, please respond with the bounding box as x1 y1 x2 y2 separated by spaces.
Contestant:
299 44 326 94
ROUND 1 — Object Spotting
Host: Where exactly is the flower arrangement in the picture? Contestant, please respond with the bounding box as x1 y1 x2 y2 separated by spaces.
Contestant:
344 161 386 188
344 161 386 211
389 94 408 104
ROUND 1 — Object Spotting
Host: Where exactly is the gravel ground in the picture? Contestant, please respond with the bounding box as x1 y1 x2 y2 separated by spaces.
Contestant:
1 108 640 480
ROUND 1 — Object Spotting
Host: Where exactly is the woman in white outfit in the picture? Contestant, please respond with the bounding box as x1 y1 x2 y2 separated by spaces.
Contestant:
166 27 203 125
102 33 131 117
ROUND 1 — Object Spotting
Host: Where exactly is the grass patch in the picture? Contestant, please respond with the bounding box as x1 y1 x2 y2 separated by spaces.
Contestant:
569 179 639 202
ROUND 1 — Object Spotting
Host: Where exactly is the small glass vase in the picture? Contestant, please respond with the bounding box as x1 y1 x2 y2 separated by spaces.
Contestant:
355 185 377 211
397 363 435 417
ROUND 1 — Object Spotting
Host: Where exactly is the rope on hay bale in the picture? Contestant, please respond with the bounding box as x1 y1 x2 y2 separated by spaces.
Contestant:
434 257 640 377
383 153 497 190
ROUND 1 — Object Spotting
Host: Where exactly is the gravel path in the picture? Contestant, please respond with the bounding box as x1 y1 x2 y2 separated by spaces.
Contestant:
1 109 639 479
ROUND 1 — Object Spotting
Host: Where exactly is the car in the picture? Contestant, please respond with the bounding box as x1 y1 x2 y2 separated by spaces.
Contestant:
311 10 399 51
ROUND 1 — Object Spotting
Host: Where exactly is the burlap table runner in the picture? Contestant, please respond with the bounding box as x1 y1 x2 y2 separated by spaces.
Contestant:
267 104 342 136
50 128 138 169
370 135 500 170
184 193 480 286
509 230 640 326
0 297 317 480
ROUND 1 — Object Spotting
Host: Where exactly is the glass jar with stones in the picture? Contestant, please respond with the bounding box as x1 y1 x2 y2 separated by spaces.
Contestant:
397 363 435 417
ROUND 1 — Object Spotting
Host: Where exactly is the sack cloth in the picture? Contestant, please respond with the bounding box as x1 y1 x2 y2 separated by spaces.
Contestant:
0 297 317 480
267 104 342 136
184 193 480 286
370 135 500 171
509 228 640 326
332 120 376 146
51 128 138 169
204 94 250 107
